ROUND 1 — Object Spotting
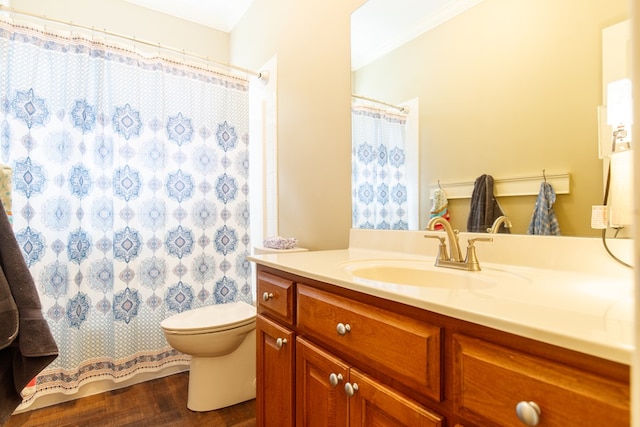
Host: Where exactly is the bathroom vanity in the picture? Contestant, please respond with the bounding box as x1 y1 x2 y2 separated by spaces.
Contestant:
250 230 633 426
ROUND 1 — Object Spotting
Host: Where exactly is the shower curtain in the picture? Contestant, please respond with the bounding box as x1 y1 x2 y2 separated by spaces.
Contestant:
352 104 408 229
0 19 252 405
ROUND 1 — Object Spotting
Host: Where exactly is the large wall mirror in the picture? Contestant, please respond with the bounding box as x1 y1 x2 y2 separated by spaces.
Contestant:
351 0 629 236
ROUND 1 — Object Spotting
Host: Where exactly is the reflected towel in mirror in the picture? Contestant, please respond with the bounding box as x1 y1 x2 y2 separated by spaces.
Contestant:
467 174 508 233
429 188 450 230
527 182 561 235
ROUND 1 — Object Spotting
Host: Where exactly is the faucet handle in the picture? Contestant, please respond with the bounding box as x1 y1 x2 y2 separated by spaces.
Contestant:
424 234 445 243
465 237 493 271
467 237 493 247
424 234 448 260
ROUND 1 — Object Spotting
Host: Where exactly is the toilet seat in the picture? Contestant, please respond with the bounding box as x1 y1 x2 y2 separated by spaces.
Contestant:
161 301 256 335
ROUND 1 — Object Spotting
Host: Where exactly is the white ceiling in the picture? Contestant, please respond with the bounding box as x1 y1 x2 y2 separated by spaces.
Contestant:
123 0 482 69
351 0 483 70
123 0 255 32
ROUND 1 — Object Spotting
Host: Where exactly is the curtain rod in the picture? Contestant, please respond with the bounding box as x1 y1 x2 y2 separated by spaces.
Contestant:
0 5 267 81
352 94 408 113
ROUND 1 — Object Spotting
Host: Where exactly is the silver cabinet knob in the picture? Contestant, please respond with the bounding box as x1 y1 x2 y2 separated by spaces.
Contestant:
516 401 541 426
262 292 274 301
329 373 343 387
275 337 287 349
344 382 359 397
336 323 351 335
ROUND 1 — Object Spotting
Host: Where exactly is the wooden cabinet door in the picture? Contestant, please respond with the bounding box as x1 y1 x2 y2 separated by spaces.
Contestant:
452 334 630 426
349 369 444 427
257 315 295 427
296 337 349 427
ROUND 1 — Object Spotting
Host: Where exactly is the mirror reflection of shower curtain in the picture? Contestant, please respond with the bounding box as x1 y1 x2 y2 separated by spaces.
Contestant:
352 104 408 229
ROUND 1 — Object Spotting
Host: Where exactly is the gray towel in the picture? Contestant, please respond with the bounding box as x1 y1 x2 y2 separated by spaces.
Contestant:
466 174 509 233
0 204 58 424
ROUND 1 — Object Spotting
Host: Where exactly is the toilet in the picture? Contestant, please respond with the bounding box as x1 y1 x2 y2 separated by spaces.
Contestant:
160 300 257 412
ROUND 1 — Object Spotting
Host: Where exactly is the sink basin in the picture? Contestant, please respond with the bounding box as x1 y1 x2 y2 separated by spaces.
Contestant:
348 265 494 288
340 259 528 289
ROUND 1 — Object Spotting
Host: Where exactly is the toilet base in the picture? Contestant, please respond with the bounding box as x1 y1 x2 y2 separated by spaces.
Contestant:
187 329 256 412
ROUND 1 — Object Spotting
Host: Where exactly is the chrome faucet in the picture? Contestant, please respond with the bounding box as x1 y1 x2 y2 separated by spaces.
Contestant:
487 215 512 233
425 217 492 271
426 217 462 262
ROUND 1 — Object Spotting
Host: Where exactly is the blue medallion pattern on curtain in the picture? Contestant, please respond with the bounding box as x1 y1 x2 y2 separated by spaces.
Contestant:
352 104 409 230
0 20 252 405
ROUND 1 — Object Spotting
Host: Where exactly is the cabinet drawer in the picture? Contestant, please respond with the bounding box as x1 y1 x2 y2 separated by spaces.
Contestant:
257 271 294 324
297 284 442 401
452 334 630 426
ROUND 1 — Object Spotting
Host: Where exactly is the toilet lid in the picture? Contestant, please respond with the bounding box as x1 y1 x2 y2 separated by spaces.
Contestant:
160 301 256 333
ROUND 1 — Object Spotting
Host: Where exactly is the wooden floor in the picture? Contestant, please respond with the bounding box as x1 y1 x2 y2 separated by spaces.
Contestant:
5 372 256 427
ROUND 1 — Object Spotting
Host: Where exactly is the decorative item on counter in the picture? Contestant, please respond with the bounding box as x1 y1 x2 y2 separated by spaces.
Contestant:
527 181 561 235
263 236 298 250
429 187 450 230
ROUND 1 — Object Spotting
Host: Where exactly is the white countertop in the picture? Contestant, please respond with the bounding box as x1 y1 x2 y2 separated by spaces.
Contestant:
249 229 635 365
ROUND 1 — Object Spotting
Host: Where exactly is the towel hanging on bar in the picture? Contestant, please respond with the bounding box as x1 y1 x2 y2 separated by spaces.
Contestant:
527 181 561 235
0 201 59 424
466 174 508 233
429 187 450 230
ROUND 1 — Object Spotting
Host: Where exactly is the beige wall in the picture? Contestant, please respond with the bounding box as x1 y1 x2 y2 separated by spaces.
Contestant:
9 0 229 61
353 0 629 236
232 0 366 250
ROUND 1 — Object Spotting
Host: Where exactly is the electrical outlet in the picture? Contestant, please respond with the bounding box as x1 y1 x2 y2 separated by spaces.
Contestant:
591 205 608 229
